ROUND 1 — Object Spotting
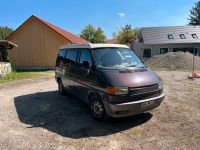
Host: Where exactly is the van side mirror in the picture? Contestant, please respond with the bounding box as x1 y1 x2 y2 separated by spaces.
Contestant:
82 61 89 69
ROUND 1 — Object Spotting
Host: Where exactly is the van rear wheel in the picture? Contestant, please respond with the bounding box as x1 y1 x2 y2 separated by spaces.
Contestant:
89 97 109 121
58 80 66 95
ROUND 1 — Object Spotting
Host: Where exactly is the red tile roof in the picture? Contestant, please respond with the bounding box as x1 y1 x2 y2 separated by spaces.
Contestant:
106 39 118 44
33 15 88 44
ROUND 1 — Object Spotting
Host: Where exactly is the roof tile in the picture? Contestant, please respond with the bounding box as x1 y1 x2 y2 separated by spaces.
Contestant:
33 15 88 44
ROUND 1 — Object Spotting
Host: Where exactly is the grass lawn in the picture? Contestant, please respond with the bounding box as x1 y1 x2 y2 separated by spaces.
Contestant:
0 70 53 83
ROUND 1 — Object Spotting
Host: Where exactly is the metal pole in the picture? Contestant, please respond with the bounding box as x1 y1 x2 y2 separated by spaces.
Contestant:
193 48 195 73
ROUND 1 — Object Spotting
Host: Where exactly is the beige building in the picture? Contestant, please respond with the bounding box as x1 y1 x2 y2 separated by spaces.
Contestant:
6 15 88 69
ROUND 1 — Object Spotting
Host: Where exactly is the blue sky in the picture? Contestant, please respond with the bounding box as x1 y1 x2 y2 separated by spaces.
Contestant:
0 0 197 38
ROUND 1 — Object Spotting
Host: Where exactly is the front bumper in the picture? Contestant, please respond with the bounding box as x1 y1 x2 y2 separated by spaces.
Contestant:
103 93 165 118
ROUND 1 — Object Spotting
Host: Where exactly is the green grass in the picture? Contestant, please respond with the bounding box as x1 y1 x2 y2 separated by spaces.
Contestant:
0 70 53 83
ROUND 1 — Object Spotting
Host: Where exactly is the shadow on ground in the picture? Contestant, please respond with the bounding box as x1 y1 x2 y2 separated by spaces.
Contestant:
14 91 152 138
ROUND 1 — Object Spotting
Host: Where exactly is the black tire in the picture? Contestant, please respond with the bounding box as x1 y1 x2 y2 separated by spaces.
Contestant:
89 97 109 121
58 80 66 95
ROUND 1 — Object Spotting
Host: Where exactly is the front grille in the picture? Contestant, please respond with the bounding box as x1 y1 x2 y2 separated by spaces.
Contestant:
130 90 162 102
129 84 159 95
129 84 161 101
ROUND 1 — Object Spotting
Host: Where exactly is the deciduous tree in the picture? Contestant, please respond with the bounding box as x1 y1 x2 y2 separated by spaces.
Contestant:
0 26 13 61
80 25 106 43
113 25 136 45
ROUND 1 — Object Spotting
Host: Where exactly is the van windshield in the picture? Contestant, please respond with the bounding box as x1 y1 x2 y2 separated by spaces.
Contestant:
92 48 145 69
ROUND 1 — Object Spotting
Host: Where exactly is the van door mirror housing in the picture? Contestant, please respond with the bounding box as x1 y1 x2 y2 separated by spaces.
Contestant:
82 61 89 69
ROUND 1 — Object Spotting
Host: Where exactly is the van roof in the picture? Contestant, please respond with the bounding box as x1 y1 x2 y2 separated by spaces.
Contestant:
60 43 129 49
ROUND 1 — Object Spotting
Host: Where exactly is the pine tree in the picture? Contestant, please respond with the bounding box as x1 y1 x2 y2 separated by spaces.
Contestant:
189 1 200 25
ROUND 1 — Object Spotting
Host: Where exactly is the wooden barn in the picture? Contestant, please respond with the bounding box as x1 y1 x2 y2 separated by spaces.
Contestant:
6 15 88 69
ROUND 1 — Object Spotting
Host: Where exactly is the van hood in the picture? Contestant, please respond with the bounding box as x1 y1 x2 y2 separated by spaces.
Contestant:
99 68 160 87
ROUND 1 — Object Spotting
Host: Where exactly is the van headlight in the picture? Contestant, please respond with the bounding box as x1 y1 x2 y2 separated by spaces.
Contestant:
107 86 128 95
158 80 163 89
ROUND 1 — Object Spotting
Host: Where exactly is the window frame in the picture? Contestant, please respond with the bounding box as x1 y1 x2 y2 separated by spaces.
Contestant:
179 34 186 39
192 34 198 39
65 48 79 63
160 48 168 54
143 48 151 58
168 34 174 39
56 49 67 67
78 48 94 67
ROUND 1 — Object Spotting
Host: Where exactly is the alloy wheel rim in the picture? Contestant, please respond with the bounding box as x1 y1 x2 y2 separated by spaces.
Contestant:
91 100 104 117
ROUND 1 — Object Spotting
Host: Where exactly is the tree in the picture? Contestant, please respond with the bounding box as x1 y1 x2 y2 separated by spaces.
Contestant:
0 26 13 61
0 26 13 40
80 25 106 43
189 1 200 25
133 28 141 39
113 25 136 45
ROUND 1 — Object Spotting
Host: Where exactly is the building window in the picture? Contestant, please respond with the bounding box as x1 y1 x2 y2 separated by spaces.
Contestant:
179 34 186 39
168 34 174 39
143 49 151 58
173 47 194 54
192 34 198 39
160 48 168 54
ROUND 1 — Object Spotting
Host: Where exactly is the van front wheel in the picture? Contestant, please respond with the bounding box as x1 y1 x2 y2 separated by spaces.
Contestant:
89 98 109 121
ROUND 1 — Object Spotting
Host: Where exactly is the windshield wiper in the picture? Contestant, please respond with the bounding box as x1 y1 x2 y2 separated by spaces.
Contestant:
125 64 137 67
138 66 146 68
97 66 118 70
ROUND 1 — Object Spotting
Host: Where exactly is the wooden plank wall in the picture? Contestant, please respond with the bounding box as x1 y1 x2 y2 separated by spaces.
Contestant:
8 17 70 68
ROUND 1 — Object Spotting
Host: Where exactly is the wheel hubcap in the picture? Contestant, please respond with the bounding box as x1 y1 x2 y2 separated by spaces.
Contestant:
92 100 103 117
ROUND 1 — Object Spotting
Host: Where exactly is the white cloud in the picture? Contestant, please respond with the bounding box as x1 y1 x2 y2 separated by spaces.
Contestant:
118 12 126 18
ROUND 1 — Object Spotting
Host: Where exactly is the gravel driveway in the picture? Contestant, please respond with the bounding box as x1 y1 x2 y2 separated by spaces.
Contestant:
0 71 200 150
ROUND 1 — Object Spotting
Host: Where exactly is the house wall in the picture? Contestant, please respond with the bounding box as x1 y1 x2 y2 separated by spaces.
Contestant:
133 42 200 59
7 17 70 69
132 43 144 59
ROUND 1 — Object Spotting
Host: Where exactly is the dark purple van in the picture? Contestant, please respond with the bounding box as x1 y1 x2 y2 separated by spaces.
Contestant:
55 44 165 121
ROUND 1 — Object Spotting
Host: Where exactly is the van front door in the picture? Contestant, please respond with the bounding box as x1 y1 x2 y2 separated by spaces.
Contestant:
76 49 96 103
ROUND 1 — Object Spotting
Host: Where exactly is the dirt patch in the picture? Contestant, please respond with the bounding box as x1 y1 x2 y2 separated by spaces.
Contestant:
145 52 200 70
0 71 200 149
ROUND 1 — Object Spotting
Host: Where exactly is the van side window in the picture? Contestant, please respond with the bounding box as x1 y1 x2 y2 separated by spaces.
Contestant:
79 49 93 66
56 49 66 67
66 49 78 62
